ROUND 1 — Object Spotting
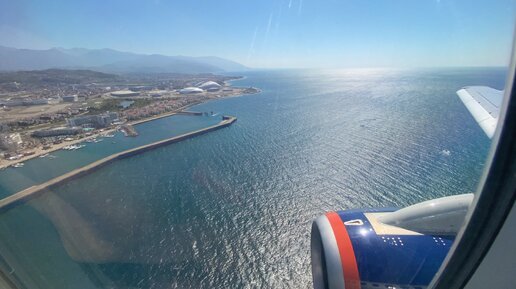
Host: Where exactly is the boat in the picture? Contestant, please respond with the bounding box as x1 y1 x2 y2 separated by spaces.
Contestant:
63 145 83 150
39 153 49 158
12 163 24 168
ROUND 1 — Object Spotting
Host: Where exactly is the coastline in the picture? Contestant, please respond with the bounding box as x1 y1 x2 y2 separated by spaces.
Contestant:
0 86 260 170
0 116 237 212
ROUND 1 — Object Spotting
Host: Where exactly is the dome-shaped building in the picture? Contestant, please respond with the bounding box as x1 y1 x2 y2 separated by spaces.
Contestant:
179 87 204 94
198 81 222 91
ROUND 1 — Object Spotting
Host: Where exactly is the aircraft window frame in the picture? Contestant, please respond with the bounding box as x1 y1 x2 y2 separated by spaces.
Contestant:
429 36 516 289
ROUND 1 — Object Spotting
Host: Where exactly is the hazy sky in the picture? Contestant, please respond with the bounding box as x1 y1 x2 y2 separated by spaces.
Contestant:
0 0 514 68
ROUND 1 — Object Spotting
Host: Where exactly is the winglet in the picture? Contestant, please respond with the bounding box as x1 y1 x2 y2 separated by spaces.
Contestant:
456 86 503 139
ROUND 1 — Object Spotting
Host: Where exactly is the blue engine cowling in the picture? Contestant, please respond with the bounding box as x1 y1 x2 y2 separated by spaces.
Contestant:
311 208 454 289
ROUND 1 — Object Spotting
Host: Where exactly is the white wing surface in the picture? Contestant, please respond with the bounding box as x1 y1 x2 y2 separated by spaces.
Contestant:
456 86 503 139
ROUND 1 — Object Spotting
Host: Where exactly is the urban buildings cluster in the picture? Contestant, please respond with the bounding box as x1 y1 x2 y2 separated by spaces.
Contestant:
66 112 119 128
0 69 254 161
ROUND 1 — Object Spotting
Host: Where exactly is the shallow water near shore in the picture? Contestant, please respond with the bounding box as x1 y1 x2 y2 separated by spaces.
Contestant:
0 114 222 198
0 68 503 288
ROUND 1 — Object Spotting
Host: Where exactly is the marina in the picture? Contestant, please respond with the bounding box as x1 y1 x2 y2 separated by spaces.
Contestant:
0 113 224 198
0 115 236 210
62 145 86 151
120 124 139 137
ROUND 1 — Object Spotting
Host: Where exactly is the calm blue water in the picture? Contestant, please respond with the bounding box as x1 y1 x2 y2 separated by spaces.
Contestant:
0 68 503 289
0 114 221 198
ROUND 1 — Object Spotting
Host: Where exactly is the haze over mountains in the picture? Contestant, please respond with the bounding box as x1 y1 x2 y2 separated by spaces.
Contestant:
0 46 249 74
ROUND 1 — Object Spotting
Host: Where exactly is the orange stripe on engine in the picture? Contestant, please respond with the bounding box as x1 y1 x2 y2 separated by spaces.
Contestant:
326 212 361 289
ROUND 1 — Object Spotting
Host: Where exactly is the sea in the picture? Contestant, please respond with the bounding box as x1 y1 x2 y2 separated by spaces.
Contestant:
0 68 505 289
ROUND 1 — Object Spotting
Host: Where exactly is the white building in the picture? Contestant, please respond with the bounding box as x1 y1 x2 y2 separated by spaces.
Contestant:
62 95 78 102
32 128 81 138
198 81 222 91
0 133 23 151
0 98 48 107
111 90 140 97
179 87 204 94
67 112 119 128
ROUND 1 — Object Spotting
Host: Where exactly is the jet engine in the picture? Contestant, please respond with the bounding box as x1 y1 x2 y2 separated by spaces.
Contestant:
311 194 472 289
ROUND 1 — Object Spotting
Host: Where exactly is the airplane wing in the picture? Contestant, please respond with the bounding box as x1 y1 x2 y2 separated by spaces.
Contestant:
310 86 502 289
456 86 504 139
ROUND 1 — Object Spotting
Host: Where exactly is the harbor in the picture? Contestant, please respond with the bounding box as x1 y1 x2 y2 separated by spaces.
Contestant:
0 74 260 170
0 105 208 170
120 124 138 137
0 112 226 198
0 115 236 213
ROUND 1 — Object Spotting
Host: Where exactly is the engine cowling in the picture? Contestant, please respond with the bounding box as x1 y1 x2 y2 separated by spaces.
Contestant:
311 208 455 289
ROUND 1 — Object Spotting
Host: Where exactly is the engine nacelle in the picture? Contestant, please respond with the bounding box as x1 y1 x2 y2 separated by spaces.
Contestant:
311 208 455 289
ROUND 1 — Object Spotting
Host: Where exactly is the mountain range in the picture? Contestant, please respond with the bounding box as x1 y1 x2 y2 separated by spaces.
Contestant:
0 46 249 74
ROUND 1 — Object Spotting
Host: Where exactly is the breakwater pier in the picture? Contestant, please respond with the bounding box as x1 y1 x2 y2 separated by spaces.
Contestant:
176 111 203 116
0 116 237 213
120 124 138 137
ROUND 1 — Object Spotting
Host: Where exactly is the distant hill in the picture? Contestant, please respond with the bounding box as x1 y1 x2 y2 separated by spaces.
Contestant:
0 69 119 85
0 46 249 73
